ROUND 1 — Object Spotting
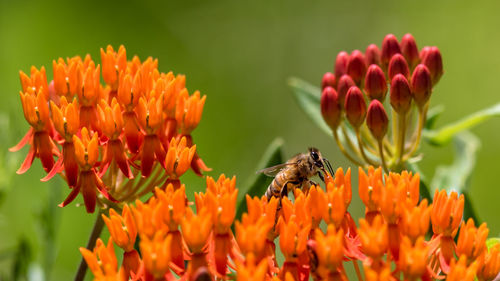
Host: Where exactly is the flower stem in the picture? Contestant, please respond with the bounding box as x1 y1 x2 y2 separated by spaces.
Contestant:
74 209 105 281
404 105 427 161
333 129 364 167
378 140 389 173
352 259 363 281
356 129 379 166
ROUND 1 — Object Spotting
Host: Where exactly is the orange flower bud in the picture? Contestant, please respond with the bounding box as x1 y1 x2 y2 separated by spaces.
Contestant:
73 127 99 168
366 100 388 141
236 254 268 281
344 86 366 128
334 51 349 78
181 208 212 253
410 64 433 108
388 54 410 80
314 225 344 275
321 86 341 130
278 216 310 261
390 74 412 114
164 136 197 178
401 199 431 243
321 72 336 89
381 34 401 70
336 74 355 107
347 50 367 85
364 64 387 101
365 44 381 66
400 34 419 69
421 46 443 85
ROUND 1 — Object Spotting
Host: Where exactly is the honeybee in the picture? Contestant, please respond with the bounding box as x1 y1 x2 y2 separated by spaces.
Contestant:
257 148 334 200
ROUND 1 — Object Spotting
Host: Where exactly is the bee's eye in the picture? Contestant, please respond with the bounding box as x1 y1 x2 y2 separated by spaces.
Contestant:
311 151 319 161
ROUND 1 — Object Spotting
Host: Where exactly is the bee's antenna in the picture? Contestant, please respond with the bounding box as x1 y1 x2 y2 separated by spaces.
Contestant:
324 158 334 176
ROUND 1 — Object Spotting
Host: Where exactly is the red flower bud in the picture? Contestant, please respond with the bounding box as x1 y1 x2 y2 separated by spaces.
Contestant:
321 86 341 130
388 54 410 80
337 74 355 107
410 64 432 108
344 86 366 128
381 34 401 70
420 46 430 61
334 51 349 78
367 100 388 140
390 74 412 114
365 44 381 66
321 72 336 90
364 64 387 101
347 50 367 86
421 46 443 85
400 34 419 69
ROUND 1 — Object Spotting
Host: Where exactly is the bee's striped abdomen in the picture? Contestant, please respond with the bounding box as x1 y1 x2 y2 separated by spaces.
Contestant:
265 172 289 199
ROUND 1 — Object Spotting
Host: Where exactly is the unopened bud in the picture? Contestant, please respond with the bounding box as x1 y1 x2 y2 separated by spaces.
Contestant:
388 54 410 80
334 51 349 78
322 72 336 90
400 34 419 69
367 100 388 140
365 44 381 66
421 46 443 85
420 46 430 61
347 50 367 86
337 74 355 107
321 86 341 130
390 74 412 114
344 86 367 128
381 34 401 71
410 64 432 108
364 64 387 101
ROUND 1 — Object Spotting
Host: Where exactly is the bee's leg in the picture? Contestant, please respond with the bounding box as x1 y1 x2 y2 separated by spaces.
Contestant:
318 171 325 183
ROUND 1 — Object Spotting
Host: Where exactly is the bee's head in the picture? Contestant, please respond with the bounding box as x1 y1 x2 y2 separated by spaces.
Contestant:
308 147 324 169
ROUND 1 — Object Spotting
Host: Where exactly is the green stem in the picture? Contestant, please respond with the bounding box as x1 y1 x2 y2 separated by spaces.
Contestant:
404 105 428 161
356 129 379 166
333 129 365 167
74 209 105 281
378 140 389 173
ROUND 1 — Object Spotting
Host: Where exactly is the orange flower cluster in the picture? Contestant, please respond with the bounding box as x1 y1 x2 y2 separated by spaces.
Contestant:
82 167 500 281
10 46 209 212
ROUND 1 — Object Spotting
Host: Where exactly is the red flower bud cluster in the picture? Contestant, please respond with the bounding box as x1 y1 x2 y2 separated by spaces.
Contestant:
82 168 499 281
320 34 444 171
11 46 210 213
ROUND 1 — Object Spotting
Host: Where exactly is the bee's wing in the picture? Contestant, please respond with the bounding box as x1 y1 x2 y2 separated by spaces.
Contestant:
256 162 297 177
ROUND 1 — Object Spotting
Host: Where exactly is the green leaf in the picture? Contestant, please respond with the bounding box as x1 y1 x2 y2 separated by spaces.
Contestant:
424 105 445 130
235 138 285 221
430 131 480 222
486 238 500 250
287 77 332 136
424 102 500 145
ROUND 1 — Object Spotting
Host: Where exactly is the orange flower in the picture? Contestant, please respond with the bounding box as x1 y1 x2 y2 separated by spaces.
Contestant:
282 191 312 230
358 215 388 259
431 190 464 238
314 225 345 279
236 253 268 281
358 166 384 221
364 263 395 281
97 98 132 178
322 184 347 228
80 238 119 280
176 90 206 135
446 255 478 281
278 215 310 262
477 244 500 281
400 199 431 243
133 198 164 239
101 45 127 90
102 205 137 252
236 218 273 261
181 207 212 254
242 195 278 228
456 219 489 263
305 185 327 228
60 128 116 212
398 237 429 279
140 231 172 279
164 136 196 179
19 66 49 100
331 167 352 206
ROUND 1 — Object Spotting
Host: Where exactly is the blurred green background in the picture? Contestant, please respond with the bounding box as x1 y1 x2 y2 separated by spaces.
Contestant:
1 0 500 279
